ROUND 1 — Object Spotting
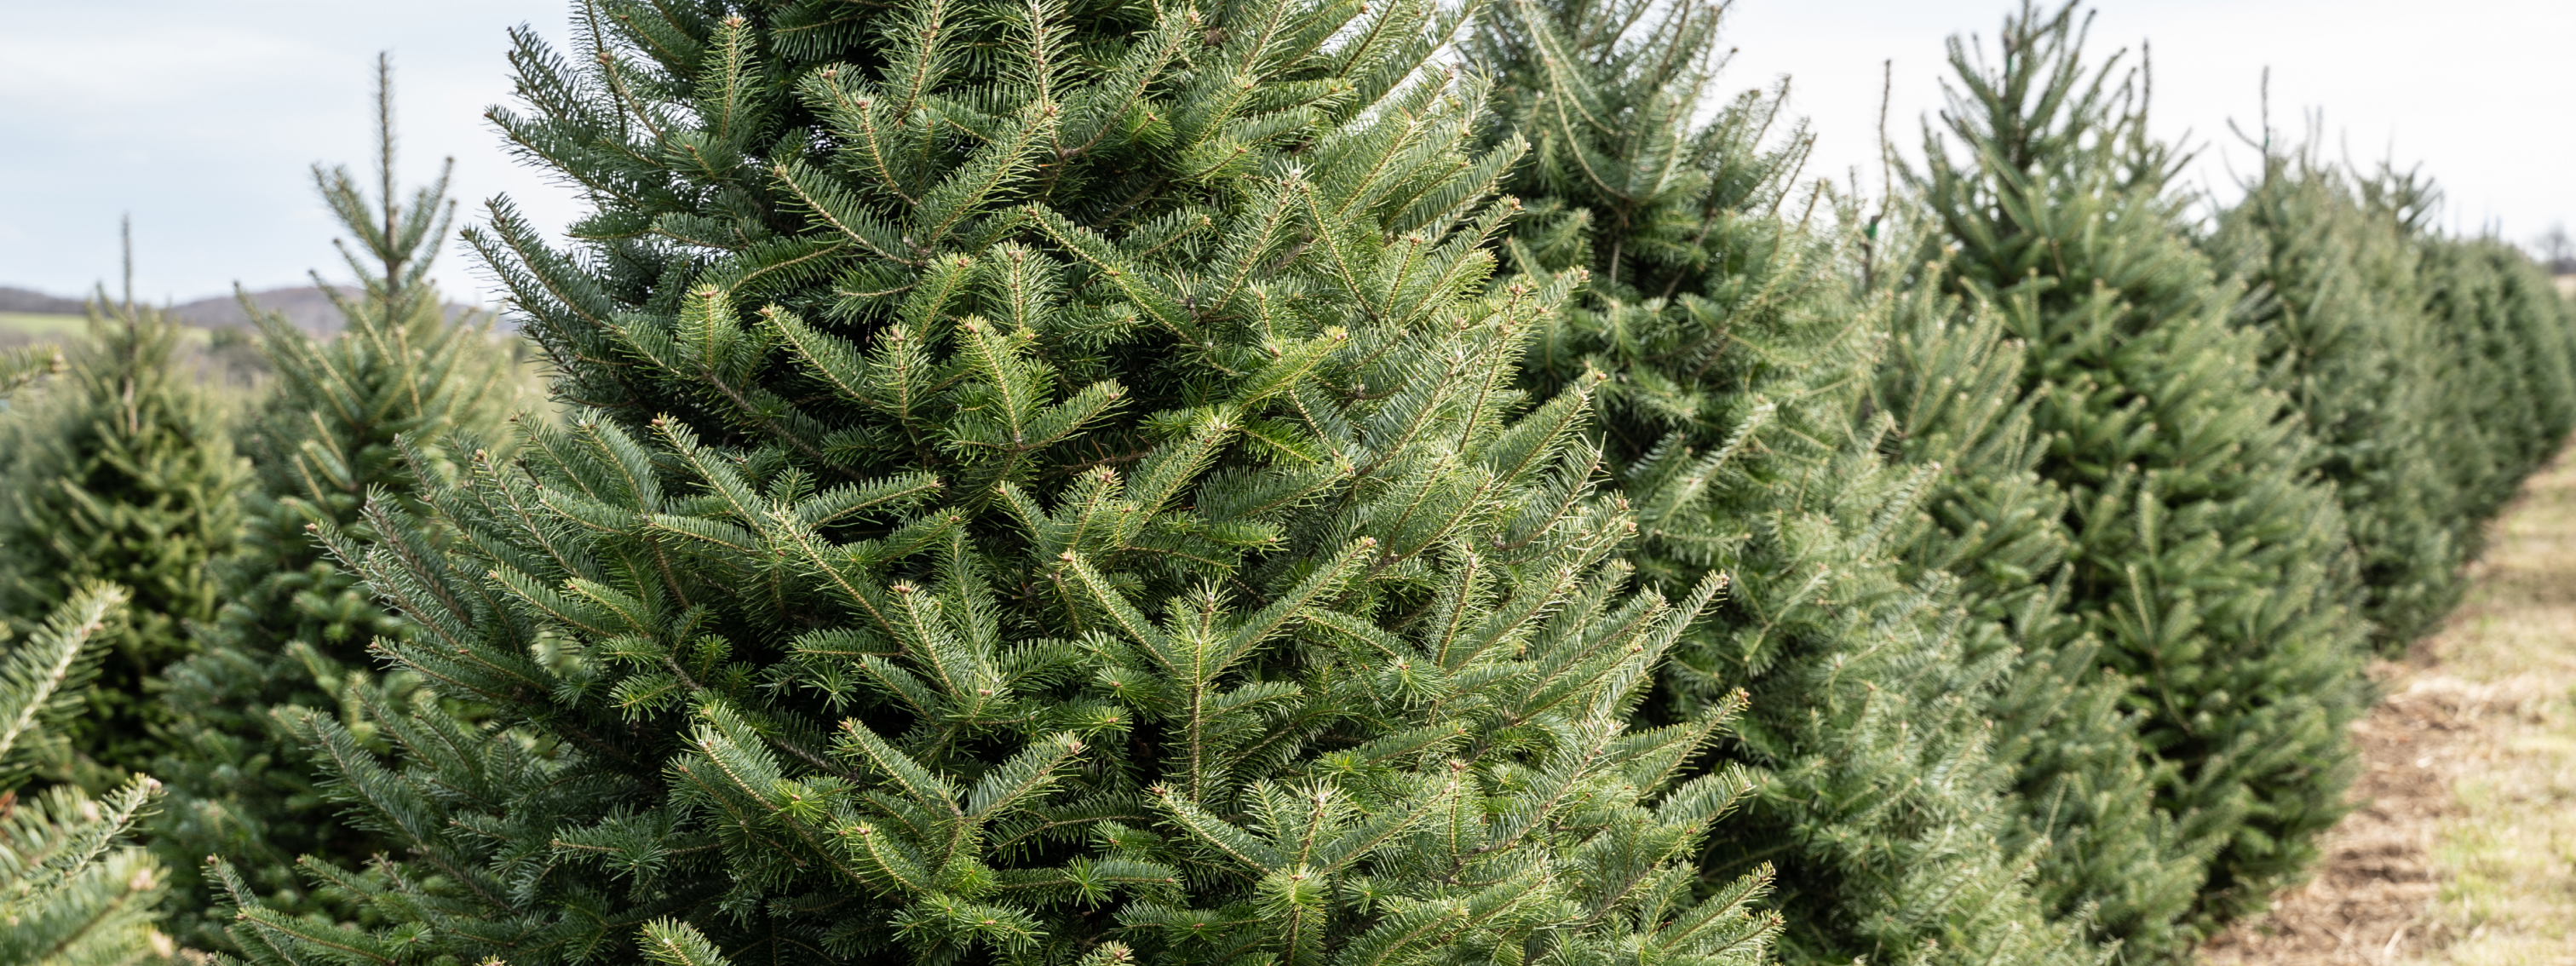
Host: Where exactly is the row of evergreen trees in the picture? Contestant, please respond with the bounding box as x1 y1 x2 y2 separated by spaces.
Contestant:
3 3 2572 965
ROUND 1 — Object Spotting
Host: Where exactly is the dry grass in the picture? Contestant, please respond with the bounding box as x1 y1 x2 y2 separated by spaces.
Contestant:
2200 454 2576 965
2413 457 2576 965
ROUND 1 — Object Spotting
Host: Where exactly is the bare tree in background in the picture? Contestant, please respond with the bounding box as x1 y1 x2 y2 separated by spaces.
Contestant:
2538 222 2575 274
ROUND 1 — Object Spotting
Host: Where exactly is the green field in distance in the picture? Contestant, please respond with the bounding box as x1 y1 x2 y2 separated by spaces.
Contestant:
0 312 215 346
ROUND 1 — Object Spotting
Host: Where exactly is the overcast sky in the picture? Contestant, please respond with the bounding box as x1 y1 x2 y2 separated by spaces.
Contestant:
3 1 2568 305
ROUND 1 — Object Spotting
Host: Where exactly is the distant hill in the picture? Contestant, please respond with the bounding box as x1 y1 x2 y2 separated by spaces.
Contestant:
0 286 85 314
0 285 494 334
166 286 354 332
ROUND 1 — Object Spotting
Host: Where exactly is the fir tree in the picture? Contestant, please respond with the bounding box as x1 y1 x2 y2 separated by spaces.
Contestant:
2408 238 2518 528
0 584 174 966
1868 260 2194 952
1911 2 2367 930
2325 168 2575 625
1470 2 2094 962
216 3 1780 963
2206 145 2464 648
148 55 530 948
2415 234 2576 521
0 237 249 780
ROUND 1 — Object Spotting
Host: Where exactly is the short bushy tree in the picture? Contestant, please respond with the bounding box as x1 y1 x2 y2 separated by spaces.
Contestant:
150 56 530 947
1912 2 2367 930
1470 1 2094 962
216 3 1780 964
0 276 248 780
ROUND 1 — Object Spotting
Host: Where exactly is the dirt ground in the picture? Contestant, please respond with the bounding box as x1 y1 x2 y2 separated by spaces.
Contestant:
2196 666 2497 963
2199 457 2576 965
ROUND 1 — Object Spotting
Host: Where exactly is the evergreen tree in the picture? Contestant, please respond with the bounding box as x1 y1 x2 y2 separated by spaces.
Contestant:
1868 261 2195 952
2408 239 2518 530
2205 146 2464 648
0 584 174 966
149 55 530 948
2333 170 2528 552
216 3 1779 963
2414 234 2576 521
1911 2 2367 930
0 244 249 780
2224 152 2576 650
1469 2 2093 962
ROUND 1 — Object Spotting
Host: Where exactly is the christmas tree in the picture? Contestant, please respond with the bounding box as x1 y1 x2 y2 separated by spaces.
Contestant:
0 584 173 966
1469 1 2094 961
148 55 531 948
0 230 249 781
0 276 167 966
216 3 1780 963
2415 233 2576 523
1868 256 2194 951
2206 143 2464 648
1911 2 2367 931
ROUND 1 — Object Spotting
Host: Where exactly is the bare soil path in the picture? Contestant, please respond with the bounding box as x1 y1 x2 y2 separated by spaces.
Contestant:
2201 454 2576 964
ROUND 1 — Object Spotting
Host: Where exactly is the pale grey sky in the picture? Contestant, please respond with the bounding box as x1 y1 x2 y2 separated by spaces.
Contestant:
0 0 584 305
2 1 2568 304
1723 0 2576 239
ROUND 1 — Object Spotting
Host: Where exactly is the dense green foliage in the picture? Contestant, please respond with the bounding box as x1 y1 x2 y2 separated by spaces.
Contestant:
2412 233 2576 531
0 3 2562 961
211 3 1780 964
2208 150 2464 648
149 60 531 949
0 585 173 966
0 251 169 966
0 294 247 780
1911 3 2368 935
1867 267 2197 952
2205 150 2576 663
1470 1 2091 963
